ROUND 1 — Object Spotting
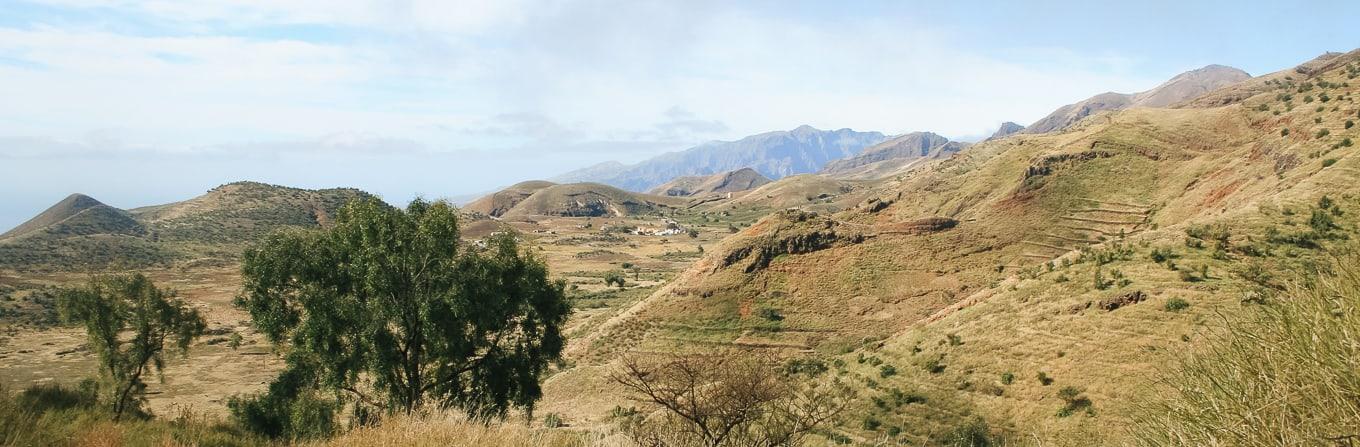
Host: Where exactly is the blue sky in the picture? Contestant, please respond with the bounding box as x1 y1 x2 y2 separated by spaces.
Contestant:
1 0 1359 231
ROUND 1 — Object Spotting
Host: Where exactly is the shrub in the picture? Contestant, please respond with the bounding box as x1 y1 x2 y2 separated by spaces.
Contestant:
756 306 784 321
1149 247 1177 263
783 358 829 377
1037 372 1053 386
923 356 946 374
1317 128 1330 138
1322 158 1338 168
1164 297 1190 312
935 417 1002 447
1281 128 1290 137
1133 249 1360 445
542 413 563 428
1056 386 1093 417
1347 120 1355 129
879 365 898 378
1000 372 1015 385
604 271 626 288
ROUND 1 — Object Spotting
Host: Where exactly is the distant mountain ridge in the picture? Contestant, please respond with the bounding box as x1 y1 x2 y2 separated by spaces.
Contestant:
1023 64 1251 134
552 125 887 192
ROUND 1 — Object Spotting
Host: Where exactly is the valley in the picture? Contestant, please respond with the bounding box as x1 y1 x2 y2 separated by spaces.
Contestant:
3 30 1360 446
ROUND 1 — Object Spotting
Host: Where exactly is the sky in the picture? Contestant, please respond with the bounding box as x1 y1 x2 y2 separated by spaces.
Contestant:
2 0 1359 231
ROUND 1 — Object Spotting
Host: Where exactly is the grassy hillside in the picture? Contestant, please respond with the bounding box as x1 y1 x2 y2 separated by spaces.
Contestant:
463 180 557 217
0 182 377 270
501 183 685 218
540 49 1360 444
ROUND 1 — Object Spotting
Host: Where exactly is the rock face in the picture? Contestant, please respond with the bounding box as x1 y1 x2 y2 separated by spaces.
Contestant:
648 168 773 197
1024 64 1251 134
820 131 966 179
985 122 1025 141
553 125 887 191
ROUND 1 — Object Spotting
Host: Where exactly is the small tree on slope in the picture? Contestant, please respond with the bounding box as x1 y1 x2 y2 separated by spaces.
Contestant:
59 274 207 421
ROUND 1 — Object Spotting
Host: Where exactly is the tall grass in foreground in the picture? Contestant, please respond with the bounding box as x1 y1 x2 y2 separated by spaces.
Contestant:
1133 251 1360 446
313 413 619 447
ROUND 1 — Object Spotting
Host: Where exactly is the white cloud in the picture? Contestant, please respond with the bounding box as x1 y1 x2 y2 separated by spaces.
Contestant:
0 0 1178 226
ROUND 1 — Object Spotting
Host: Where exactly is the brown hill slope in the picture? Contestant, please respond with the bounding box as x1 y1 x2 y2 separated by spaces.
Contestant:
500 182 685 218
545 49 1360 443
463 180 557 217
1024 64 1250 134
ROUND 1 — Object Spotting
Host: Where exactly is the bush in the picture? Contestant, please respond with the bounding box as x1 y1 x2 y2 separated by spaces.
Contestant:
1281 128 1290 137
604 271 626 288
1322 158 1338 168
1037 372 1053 386
923 356 946 374
542 413 563 428
1056 386 1093 417
879 365 898 378
1133 249 1360 445
756 306 784 321
1149 247 1177 264
1317 129 1330 138
935 417 1001 447
1164 297 1191 312
1347 120 1355 129
1000 372 1015 385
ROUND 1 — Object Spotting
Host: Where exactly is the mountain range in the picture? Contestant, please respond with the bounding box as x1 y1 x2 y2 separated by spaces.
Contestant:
552 125 887 191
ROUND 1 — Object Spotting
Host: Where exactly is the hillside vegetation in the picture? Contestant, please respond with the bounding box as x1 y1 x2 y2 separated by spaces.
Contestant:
0 182 375 270
540 49 1360 444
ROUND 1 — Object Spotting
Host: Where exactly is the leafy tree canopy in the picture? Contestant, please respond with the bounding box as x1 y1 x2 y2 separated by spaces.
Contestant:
232 198 570 437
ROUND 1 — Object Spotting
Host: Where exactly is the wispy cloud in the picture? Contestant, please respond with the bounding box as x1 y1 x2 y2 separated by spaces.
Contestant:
2 0 1229 230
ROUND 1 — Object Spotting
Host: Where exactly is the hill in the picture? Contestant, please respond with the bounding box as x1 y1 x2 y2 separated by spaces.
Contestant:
647 168 772 197
986 121 1025 141
820 131 967 179
543 49 1360 443
499 182 685 218
463 180 557 217
552 126 887 191
0 182 377 270
0 193 123 240
1024 64 1250 134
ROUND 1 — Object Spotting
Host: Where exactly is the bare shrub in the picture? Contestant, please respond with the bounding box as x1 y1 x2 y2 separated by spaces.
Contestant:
612 350 854 447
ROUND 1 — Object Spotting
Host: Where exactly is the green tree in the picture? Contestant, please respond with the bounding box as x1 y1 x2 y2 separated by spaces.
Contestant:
58 274 207 421
233 198 571 437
